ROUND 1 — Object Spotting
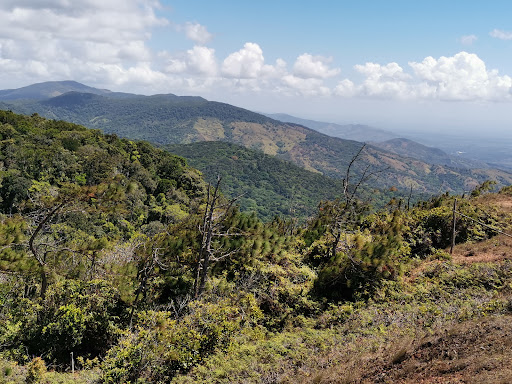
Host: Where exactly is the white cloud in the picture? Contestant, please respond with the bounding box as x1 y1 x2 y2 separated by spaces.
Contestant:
180 22 212 45
221 42 284 79
281 75 331 96
165 46 217 76
0 0 166 87
355 62 410 81
409 52 512 101
349 62 413 99
292 53 340 79
334 79 356 97
333 52 512 102
460 34 477 45
0 1 511 106
490 29 512 40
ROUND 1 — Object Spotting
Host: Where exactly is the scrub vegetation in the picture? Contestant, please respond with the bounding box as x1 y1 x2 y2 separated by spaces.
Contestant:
1 111 512 383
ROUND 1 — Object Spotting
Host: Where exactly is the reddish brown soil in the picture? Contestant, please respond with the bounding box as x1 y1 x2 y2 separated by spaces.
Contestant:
303 315 512 384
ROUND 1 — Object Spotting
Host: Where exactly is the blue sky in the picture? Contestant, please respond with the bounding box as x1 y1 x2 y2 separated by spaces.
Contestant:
1 1 512 133
157 1 508 63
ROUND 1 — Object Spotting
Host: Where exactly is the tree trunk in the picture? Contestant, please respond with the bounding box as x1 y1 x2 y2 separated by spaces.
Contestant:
194 177 221 298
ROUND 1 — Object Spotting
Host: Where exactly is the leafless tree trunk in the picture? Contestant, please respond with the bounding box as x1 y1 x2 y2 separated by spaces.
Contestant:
194 176 221 298
329 143 388 258
28 201 68 299
193 176 243 298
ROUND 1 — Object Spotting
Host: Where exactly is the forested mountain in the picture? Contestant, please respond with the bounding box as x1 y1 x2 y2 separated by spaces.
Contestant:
3 81 512 196
3 111 512 383
166 141 404 221
0 80 118 101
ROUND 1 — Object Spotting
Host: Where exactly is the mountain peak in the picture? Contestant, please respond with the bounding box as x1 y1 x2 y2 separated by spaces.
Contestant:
0 80 113 101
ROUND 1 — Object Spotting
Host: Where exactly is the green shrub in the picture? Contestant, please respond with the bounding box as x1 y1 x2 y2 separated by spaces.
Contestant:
19 279 126 365
101 296 259 383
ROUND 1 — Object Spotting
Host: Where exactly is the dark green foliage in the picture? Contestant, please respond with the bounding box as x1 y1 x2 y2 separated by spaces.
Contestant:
167 141 346 221
18 280 126 365
0 171 32 213
313 211 409 301
403 193 502 256
471 180 497 197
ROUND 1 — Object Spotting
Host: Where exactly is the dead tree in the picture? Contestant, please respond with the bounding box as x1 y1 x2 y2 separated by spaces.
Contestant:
28 200 69 299
328 143 389 258
193 176 242 298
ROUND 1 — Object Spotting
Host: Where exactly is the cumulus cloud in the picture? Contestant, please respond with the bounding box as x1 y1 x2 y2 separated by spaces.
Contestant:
179 22 213 45
292 53 340 79
334 79 356 97
409 52 512 101
460 34 477 45
355 62 410 81
349 62 412 99
0 0 166 87
333 52 512 102
221 42 284 79
165 46 217 76
490 29 512 40
281 75 331 96
1 1 511 105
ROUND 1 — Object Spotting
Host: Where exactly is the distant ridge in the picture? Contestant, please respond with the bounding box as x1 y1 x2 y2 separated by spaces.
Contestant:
267 113 488 170
265 113 398 142
372 138 489 169
2 81 512 196
0 80 136 101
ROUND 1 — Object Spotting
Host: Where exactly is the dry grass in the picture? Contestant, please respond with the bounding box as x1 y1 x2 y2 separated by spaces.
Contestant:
476 193 512 214
451 234 512 264
193 118 226 140
296 315 512 384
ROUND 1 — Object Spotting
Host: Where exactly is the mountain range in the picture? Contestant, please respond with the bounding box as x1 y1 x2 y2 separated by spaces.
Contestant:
2 81 511 205
267 113 489 170
265 113 399 142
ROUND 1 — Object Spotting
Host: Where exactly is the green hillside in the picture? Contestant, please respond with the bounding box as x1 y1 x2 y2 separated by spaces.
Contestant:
167 141 407 222
3 82 512 196
3 113 512 383
0 109 206 245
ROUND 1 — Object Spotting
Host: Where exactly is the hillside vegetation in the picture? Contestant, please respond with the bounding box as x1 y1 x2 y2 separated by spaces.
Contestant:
166 141 402 221
3 82 512 196
266 112 398 142
2 112 512 383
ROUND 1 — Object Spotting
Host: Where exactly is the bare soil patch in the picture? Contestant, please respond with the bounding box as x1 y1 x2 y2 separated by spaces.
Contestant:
451 234 512 264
